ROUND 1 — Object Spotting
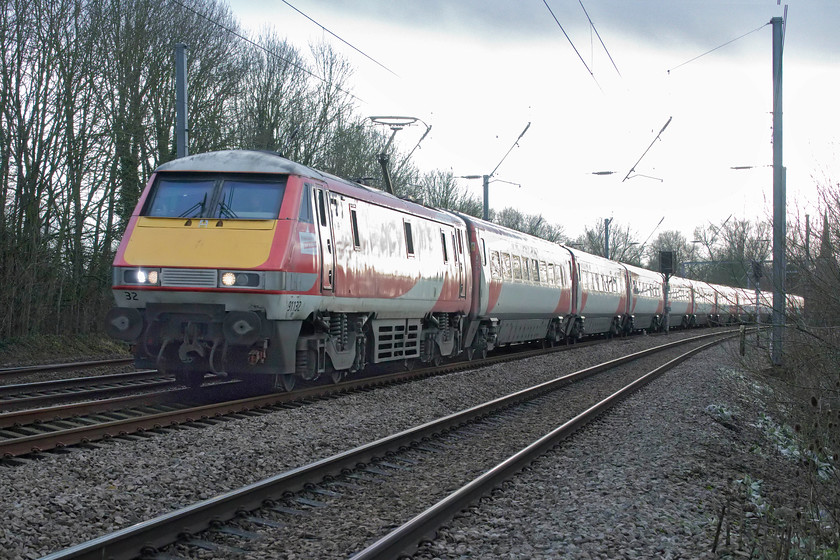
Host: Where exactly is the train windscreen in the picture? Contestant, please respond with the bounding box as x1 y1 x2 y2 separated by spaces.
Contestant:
144 174 287 220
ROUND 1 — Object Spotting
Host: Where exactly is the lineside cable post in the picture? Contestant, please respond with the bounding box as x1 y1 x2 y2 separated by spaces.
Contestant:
770 15 785 366
660 251 674 334
175 43 189 158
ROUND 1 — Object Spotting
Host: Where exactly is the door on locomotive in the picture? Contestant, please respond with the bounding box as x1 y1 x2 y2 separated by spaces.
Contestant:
312 185 336 293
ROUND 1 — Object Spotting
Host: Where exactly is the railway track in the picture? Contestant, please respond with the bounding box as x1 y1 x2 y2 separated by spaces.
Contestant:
0 370 176 411
0 330 615 460
39 329 736 560
0 357 133 379
0 328 731 461
0 329 724 461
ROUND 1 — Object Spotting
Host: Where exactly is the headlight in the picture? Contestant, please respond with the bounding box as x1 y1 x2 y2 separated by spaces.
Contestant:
219 270 263 288
122 268 160 285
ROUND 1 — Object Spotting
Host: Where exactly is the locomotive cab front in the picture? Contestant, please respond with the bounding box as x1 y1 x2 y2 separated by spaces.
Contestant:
106 151 320 387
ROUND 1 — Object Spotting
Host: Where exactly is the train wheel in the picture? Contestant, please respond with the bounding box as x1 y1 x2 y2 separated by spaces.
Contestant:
330 370 346 384
479 347 488 360
280 374 296 392
465 348 475 361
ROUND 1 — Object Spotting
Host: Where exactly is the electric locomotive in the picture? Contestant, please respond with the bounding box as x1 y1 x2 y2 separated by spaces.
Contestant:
106 150 471 389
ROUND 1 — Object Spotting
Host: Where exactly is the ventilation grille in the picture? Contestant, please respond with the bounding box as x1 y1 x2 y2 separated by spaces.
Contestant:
372 319 420 362
160 268 218 288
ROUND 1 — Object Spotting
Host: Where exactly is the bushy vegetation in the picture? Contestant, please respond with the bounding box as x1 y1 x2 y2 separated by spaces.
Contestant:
717 177 840 558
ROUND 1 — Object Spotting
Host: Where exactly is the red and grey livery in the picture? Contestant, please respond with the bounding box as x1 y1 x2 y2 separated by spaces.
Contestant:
105 150 801 388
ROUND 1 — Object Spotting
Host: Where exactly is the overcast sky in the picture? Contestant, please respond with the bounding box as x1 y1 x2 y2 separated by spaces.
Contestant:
227 0 840 241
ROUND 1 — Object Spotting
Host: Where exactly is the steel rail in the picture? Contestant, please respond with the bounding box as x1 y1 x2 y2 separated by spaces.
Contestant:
350 335 731 559
0 379 176 411
1 328 728 457
38 329 736 560
0 330 618 456
0 357 133 377
0 388 197 430
0 369 161 398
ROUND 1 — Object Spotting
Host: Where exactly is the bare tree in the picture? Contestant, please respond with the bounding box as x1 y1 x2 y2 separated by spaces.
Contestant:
572 219 639 264
494 207 566 243
686 217 772 285
233 30 308 154
644 229 695 275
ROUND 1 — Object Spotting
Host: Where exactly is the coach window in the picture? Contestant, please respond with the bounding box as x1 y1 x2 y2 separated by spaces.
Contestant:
451 233 459 263
531 259 540 283
316 190 328 227
523 258 530 281
502 253 511 279
440 231 449 263
404 221 415 256
546 264 555 286
512 255 522 280
539 261 548 284
490 251 501 279
299 184 313 223
350 207 361 249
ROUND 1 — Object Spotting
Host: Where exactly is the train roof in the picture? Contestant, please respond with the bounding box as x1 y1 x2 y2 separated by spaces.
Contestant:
154 150 464 226
621 261 664 279
155 150 317 177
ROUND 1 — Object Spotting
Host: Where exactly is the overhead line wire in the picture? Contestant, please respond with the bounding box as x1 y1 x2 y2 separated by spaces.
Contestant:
667 21 770 74
541 0 603 92
280 0 400 78
167 0 365 103
578 0 621 77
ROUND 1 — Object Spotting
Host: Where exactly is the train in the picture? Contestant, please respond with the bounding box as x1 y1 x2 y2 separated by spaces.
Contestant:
104 150 803 389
